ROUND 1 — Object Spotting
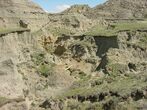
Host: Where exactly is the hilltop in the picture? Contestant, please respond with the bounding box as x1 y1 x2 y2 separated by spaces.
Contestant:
64 0 147 19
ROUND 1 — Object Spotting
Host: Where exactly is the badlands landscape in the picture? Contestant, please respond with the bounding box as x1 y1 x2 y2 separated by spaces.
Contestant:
0 0 147 110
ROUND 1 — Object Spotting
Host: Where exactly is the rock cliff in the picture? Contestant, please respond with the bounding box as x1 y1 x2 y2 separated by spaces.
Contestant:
0 29 36 110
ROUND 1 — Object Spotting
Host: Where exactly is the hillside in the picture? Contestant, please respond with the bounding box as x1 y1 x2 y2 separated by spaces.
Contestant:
0 0 49 31
0 0 147 110
91 0 147 18
64 0 147 19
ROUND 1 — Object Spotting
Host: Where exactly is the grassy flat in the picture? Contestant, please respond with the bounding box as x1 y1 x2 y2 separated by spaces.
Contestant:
85 24 117 37
85 21 147 37
60 74 147 98
0 28 30 36
114 21 147 32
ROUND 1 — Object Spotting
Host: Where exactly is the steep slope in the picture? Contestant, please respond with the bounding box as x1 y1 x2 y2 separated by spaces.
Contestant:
0 0 44 12
64 0 147 19
0 0 49 31
91 0 147 18
0 29 35 110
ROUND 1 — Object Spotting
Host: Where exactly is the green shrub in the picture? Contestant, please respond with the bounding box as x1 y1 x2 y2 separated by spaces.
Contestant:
106 63 128 76
38 63 55 77
38 64 50 77
31 52 45 65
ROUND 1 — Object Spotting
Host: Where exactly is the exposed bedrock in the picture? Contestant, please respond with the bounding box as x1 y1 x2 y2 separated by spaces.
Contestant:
53 30 147 76
0 30 38 109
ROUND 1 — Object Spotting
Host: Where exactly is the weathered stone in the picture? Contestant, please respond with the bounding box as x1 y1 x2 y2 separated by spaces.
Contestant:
0 59 24 99
19 20 28 28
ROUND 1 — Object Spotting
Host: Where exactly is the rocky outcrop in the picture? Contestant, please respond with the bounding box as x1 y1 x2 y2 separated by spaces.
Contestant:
43 30 147 110
63 5 91 14
0 30 35 63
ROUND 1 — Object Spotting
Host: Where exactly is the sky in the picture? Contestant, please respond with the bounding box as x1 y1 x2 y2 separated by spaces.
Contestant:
32 0 107 13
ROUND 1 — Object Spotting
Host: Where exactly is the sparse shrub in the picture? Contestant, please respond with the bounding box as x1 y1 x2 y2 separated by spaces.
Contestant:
31 51 45 65
78 71 87 79
106 63 128 76
66 100 81 110
38 63 55 77
85 21 147 37
31 51 56 78
46 27 74 37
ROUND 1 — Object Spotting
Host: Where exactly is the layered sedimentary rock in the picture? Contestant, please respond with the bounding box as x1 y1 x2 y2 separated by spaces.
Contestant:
0 0 147 110
0 0 49 31
0 30 37 110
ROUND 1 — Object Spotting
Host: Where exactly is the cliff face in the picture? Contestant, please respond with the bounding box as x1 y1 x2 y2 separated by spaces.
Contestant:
0 30 37 110
0 30 35 64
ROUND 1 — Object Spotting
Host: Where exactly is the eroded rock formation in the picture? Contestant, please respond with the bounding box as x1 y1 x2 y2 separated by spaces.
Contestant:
0 0 147 110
